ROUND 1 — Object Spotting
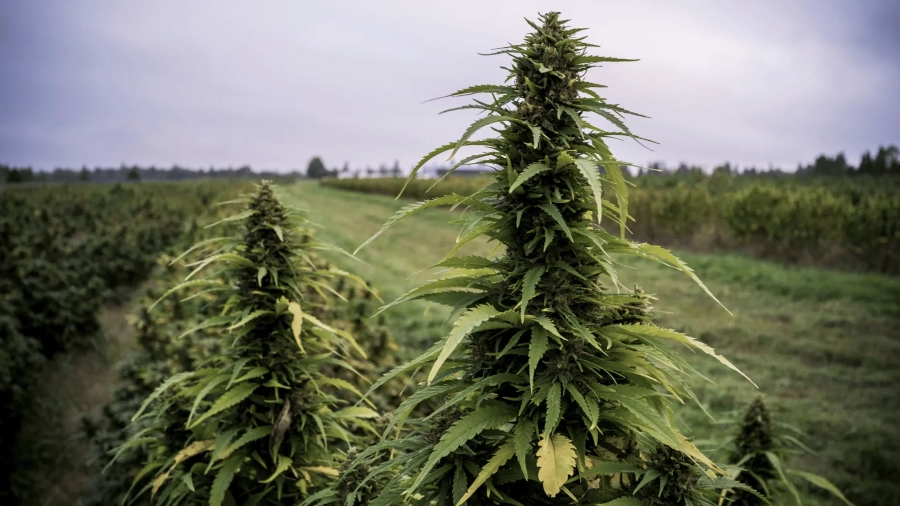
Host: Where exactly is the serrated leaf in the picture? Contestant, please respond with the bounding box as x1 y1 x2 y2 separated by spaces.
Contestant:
528 328 549 391
407 403 517 497
131 371 194 421
457 440 517 505
220 426 271 460
449 115 517 161
520 266 546 321
514 420 535 479
536 433 577 497
606 324 754 387
227 310 272 331
509 162 551 193
355 194 468 254
428 304 500 383
539 203 573 241
188 383 259 429
788 470 855 506
210 455 242 506
574 159 604 222
544 383 562 436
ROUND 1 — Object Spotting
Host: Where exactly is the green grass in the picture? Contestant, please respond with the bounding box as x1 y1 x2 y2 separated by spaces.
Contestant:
283 181 900 506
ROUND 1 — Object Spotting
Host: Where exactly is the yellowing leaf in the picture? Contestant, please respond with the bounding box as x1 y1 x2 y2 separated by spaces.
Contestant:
536 433 577 497
287 301 304 353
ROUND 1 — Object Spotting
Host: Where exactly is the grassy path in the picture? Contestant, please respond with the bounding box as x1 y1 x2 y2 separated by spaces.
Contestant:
284 181 900 506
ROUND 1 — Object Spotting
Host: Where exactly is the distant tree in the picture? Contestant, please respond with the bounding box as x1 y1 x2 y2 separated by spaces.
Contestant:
366 167 375 177
390 160 401 177
872 145 899 176
713 162 734 176
126 168 141 181
859 151 875 175
79 167 91 182
306 157 329 179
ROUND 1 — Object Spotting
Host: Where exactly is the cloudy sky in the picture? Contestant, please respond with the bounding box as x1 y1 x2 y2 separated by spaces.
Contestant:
1 1 898 173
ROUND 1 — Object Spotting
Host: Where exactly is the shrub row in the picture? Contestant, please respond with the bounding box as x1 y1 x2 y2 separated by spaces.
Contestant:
321 176 900 274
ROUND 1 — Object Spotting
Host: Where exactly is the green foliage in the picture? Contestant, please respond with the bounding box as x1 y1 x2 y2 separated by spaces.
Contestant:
347 12 751 505
0 181 244 505
115 182 378 506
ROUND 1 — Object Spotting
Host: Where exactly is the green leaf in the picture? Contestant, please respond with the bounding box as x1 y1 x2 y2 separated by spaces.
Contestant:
538 203 573 241
601 162 629 238
407 403 517 497
536 433 577 497
520 266 546 321
788 470 855 506
209 455 242 506
636 243 731 315
514 420 535 480
131 372 194 421
544 383 562 436
428 304 500 383
594 498 645 506
220 426 272 460
573 55 639 65
528 328 549 391
189 383 259 429
204 209 256 229
574 159 605 222
449 115 517 161
509 162 551 193
355 194 469 254
227 310 272 331
607 324 754 387
457 440 517 505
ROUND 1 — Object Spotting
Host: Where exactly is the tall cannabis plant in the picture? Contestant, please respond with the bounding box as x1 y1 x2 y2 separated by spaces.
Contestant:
121 182 377 506
724 398 854 506
349 12 754 505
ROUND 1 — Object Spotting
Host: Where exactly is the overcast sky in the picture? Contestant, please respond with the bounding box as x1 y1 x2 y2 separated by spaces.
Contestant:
1 1 898 173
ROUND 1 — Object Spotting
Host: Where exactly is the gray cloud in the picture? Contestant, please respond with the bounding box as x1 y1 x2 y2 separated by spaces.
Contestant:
0 0 897 172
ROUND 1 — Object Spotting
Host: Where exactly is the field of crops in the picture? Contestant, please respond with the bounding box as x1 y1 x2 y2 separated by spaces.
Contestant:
4 11 900 506
321 175 900 274
1 175 897 506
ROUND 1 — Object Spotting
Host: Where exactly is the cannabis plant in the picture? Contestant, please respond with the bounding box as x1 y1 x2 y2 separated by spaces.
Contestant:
348 12 754 505
119 182 377 506
723 398 854 506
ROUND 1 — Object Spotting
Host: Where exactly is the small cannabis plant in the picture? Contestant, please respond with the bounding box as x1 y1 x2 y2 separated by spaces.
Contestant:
722 398 854 506
119 182 378 506
347 12 755 505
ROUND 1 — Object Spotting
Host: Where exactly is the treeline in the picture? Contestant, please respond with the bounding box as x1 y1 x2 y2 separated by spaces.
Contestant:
635 144 900 178
0 164 303 184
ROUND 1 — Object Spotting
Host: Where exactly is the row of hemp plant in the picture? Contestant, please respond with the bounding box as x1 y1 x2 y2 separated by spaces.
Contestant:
336 11 763 506
114 182 380 506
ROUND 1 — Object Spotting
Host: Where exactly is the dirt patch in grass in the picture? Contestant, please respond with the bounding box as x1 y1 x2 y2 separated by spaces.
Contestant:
13 303 135 506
